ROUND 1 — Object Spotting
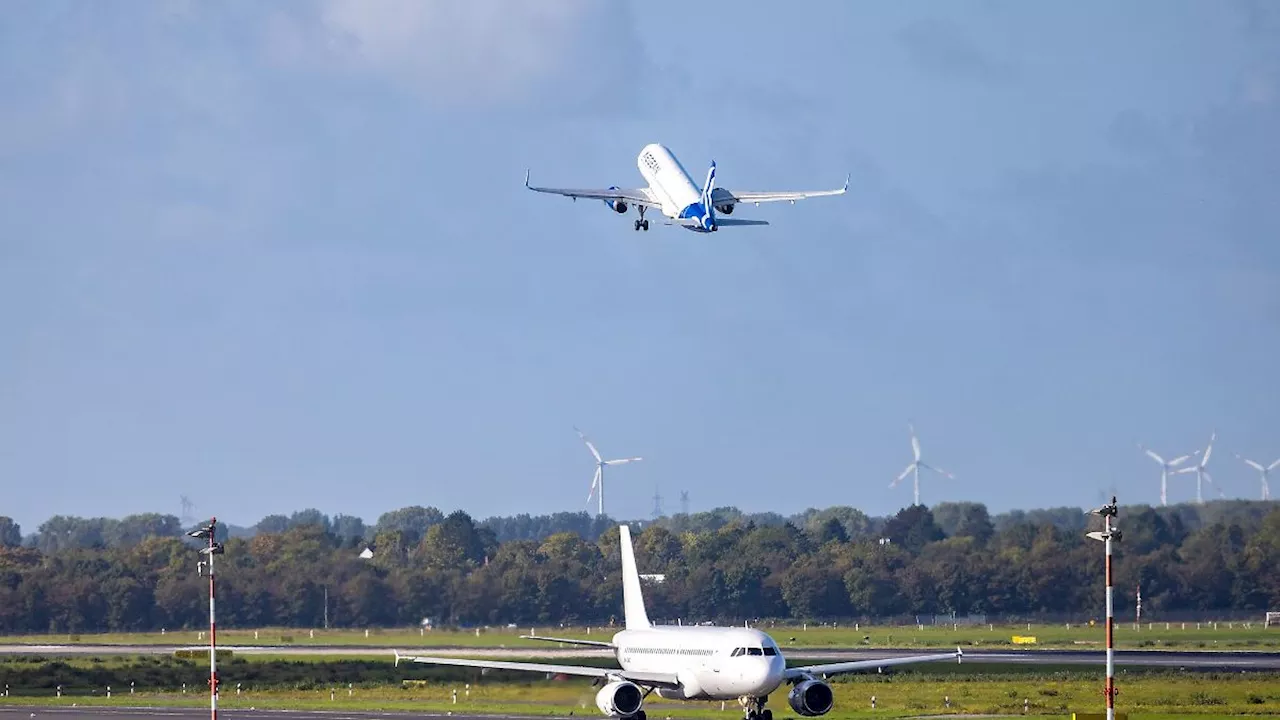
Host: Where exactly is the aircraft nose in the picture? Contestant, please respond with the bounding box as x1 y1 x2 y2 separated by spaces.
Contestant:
755 657 785 693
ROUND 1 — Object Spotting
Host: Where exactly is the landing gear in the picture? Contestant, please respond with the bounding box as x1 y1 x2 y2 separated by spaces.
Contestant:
739 696 770 720
633 207 650 231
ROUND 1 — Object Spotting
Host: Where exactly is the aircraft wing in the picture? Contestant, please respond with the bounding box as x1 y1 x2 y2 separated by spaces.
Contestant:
524 171 661 209
394 651 681 689
521 634 616 649
784 648 962 680
711 176 849 207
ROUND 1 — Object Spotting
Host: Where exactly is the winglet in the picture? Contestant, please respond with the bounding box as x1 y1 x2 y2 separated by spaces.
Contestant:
394 650 401 667
524 169 531 188
842 173 850 192
957 647 964 663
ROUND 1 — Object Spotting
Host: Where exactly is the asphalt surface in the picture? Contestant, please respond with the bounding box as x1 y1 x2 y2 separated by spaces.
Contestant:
0 709 549 720
1 644 1279 669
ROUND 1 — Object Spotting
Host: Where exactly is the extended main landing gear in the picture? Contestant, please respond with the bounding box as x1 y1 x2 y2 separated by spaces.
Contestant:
739 696 772 720
633 206 650 231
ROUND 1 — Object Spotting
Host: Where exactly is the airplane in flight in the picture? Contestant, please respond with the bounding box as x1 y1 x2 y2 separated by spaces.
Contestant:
524 143 849 232
394 525 961 720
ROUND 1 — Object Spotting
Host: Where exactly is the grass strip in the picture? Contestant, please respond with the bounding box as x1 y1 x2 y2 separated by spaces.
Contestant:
3 622 1278 652
0 670 1278 717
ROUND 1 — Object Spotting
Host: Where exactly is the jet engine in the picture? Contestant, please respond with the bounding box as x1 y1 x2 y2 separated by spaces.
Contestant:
596 680 644 718
787 679 834 716
715 203 735 215
604 186 629 214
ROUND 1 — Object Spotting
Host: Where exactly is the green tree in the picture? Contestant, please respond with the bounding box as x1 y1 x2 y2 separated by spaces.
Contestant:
781 557 851 619
883 505 944 553
374 506 444 546
0 517 21 547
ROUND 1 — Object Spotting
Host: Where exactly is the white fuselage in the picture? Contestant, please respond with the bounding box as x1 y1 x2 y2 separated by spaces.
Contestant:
636 143 706 220
611 626 786 701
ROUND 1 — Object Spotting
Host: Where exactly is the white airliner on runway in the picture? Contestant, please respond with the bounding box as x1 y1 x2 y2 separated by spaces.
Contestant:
524 143 849 232
394 525 961 720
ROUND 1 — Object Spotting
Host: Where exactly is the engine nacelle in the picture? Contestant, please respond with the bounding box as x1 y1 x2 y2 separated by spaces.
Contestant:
596 680 644 718
604 186 629 214
715 203 735 215
788 679 834 716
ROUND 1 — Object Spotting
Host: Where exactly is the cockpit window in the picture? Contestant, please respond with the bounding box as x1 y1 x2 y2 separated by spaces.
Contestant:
748 647 764 656
763 647 778 656
731 648 743 657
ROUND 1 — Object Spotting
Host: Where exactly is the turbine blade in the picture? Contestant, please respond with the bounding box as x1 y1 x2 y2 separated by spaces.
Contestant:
1144 448 1165 464
1168 454 1193 467
910 426 921 461
1269 459 1280 472
575 427 603 463
1172 466 1197 474
1201 434 1215 465
920 461 954 479
1236 453 1264 472
604 457 643 465
892 463 916 484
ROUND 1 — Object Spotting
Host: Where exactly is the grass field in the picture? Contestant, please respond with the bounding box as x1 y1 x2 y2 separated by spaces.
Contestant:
1 671 1279 718
3 621 1278 651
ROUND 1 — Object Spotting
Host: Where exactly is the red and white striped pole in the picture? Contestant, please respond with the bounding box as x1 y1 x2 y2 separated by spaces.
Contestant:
188 518 224 720
208 517 218 720
1088 496 1121 720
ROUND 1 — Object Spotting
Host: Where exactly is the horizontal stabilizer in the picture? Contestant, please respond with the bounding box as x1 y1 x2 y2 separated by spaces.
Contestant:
521 634 615 648
663 217 770 228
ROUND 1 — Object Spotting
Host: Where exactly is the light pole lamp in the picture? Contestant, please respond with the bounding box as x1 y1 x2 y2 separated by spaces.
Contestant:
1087 497 1122 720
187 518 224 720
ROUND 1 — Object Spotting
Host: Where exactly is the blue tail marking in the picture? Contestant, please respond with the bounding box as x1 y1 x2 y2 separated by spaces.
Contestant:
679 160 719 231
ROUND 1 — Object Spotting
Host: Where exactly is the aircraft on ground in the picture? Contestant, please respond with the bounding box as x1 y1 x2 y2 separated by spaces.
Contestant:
524 143 849 232
394 525 961 720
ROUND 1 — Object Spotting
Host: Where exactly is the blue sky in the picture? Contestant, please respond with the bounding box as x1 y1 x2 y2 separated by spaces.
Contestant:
2 1 1278 532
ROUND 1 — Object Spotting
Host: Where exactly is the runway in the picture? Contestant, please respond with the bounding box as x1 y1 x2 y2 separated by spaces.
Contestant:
0 709 547 720
1 644 1278 669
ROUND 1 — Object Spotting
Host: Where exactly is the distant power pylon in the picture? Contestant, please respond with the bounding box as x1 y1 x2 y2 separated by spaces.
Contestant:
679 490 689 516
180 495 196 525
651 487 664 519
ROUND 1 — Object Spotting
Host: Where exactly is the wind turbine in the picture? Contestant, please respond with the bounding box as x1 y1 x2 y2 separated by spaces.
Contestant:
1235 452 1278 501
1137 442 1196 506
575 426 642 517
1174 431 1217 504
889 423 953 506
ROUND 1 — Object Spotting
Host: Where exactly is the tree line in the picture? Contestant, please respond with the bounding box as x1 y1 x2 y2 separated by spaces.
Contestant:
0 500 1276 633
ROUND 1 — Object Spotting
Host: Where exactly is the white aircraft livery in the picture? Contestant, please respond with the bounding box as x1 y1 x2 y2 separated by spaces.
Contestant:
394 525 961 720
524 143 849 232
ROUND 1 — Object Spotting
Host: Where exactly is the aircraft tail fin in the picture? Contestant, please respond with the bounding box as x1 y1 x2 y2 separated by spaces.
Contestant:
618 525 652 630
701 161 717 212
